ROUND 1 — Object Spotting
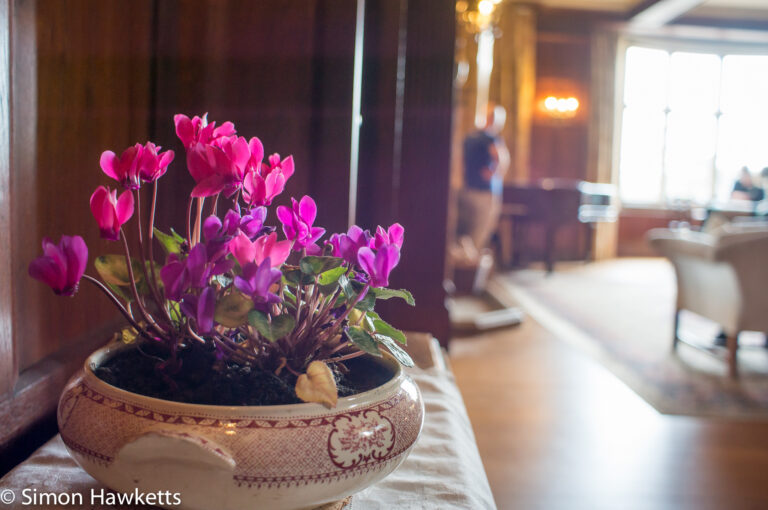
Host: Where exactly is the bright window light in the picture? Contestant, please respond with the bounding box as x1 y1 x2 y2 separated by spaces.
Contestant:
618 46 768 206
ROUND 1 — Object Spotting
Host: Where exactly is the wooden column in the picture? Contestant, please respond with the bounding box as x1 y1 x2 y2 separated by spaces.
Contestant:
587 28 619 259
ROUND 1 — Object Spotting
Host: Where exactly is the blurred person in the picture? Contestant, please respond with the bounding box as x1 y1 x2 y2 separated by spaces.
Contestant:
456 103 510 257
731 166 764 201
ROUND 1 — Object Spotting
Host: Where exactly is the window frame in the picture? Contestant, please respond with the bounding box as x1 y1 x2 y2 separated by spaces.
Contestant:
613 33 768 209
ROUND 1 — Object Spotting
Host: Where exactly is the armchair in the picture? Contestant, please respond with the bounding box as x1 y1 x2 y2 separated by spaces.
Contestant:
648 226 768 377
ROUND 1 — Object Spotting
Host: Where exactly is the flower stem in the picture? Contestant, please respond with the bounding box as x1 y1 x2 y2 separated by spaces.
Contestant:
186 194 194 245
322 350 366 364
82 275 150 338
120 230 167 336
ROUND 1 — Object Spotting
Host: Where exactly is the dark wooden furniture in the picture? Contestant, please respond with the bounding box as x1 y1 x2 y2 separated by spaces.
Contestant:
499 179 616 272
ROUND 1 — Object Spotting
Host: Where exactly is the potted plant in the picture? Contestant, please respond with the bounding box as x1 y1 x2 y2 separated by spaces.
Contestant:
30 114 423 510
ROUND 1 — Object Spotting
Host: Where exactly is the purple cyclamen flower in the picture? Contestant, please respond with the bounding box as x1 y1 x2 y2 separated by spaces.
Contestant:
372 223 404 250
234 258 282 306
328 225 372 264
180 287 216 334
28 235 88 296
276 196 325 249
203 207 267 244
160 243 233 301
357 244 400 288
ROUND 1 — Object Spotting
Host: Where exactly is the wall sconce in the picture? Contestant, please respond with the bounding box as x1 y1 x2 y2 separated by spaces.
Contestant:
542 96 579 119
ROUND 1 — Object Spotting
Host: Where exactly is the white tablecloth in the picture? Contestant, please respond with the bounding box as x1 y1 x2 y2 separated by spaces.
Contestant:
1 342 495 509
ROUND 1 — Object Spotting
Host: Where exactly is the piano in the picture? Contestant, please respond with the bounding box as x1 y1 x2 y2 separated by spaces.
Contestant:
499 178 617 272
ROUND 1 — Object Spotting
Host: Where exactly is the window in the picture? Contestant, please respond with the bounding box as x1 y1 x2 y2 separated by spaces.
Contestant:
618 45 768 206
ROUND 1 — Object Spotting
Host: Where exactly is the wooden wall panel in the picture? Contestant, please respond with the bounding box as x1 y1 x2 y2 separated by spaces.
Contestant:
360 0 454 344
152 0 356 236
13 0 153 370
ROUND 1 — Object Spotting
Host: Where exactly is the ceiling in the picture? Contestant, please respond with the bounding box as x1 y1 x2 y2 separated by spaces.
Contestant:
513 0 768 22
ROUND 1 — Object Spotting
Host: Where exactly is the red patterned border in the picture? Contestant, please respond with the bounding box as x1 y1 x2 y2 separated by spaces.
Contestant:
76 382 405 429
60 433 114 465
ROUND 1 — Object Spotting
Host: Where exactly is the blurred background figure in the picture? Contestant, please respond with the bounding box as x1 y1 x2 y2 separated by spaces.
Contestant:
731 166 765 201
456 103 510 259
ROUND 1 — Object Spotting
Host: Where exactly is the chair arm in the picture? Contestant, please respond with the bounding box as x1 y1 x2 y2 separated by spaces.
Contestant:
646 229 717 261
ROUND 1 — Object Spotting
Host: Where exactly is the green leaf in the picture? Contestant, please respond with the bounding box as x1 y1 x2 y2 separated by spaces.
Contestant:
248 311 296 342
317 266 346 286
283 269 315 285
167 300 182 321
215 292 254 328
106 282 131 302
346 326 382 357
371 287 415 306
300 256 343 275
95 255 144 287
153 227 184 255
373 318 407 344
376 334 414 367
354 292 376 312
283 269 315 286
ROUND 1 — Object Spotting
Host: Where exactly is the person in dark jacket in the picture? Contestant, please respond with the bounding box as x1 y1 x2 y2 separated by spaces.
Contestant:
457 103 510 253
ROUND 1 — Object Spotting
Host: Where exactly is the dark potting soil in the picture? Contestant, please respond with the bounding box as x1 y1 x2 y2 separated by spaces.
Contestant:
94 344 394 406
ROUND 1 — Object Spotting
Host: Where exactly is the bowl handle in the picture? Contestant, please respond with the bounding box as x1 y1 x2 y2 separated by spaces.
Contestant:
116 430 235 472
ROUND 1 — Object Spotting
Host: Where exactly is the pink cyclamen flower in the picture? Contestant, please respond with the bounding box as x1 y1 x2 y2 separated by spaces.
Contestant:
242 145 294 207
99 144 142 190
186 137 249 198
174 113 236 149
263 153 295 180
229 232 292 268
328 225 372 264
89 186 135 241
357 244 400 288
372 223 404 250
276 196 325 249
137 142 174 182
28 235 88 296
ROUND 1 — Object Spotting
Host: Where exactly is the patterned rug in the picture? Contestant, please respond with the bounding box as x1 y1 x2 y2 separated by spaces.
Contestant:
496 258 768 420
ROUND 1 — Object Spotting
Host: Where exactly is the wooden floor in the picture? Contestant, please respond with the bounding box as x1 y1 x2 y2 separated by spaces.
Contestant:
449 318 768 510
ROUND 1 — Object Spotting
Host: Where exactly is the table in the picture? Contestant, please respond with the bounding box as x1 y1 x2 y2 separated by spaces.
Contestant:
0 334 496 509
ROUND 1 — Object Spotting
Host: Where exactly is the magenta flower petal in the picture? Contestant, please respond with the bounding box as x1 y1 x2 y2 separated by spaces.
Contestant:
99 151 120 181
229 232 257 267
115 189 135 224
197 287 216 333
281 156 295 179
298 196 317 225
29 235 88 296
90 186 133 241
357 245 400 288
248 137 264 167
203 215 223 241
174 114 195 148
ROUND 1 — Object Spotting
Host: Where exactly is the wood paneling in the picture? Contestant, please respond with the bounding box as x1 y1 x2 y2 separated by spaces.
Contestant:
15 0 152 370
360 0 455 344
2 0 153 456
152 0 357 235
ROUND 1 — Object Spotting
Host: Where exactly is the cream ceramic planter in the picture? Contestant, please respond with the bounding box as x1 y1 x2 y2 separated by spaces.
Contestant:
57 344 424 510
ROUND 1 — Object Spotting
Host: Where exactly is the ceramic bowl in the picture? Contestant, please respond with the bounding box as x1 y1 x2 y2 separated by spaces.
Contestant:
57 344 424 510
